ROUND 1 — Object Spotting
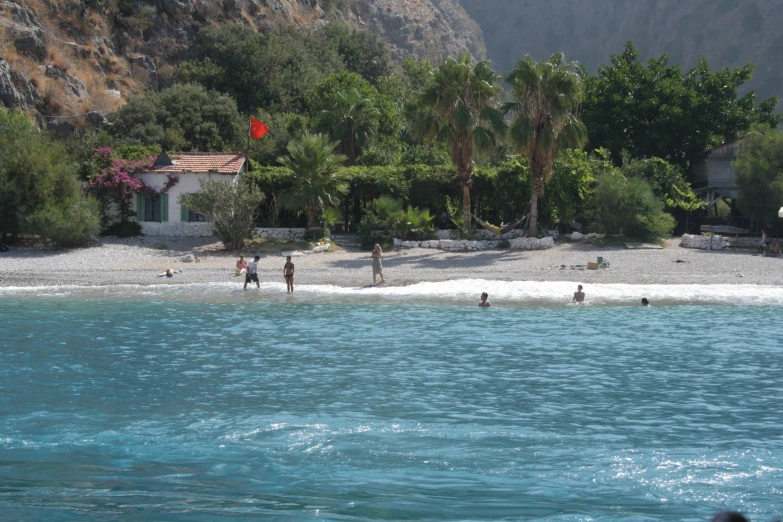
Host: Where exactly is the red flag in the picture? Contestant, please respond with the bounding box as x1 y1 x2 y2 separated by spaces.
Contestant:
249 117 269 140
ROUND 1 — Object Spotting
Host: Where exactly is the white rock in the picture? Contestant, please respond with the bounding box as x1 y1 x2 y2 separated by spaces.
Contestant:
569 231 584 240
180 254 196 263
312 244 329 253
393 238 403 247
548 229 559 239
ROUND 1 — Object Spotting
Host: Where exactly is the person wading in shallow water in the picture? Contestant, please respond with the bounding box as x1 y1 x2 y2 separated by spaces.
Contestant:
244 255 260 290
479 292 491 307
572 285 585 305
371 244 384 285
283 256 295 292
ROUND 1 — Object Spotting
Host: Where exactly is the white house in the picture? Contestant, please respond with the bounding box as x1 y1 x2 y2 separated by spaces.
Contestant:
134 151 246 236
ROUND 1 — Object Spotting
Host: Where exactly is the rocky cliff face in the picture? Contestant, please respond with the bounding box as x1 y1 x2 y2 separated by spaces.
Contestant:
0 0 484 132
459 0 782 104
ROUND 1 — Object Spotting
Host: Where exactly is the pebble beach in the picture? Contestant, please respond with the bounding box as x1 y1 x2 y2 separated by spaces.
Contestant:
1 235 781 288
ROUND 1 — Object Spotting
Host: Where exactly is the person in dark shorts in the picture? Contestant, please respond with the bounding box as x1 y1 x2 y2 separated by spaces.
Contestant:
244 255 260 290
283 256 295 292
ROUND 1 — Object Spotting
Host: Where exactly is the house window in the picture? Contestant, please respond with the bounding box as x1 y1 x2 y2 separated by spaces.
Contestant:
136 193 168 222
145 194 161 222
188 209 207 222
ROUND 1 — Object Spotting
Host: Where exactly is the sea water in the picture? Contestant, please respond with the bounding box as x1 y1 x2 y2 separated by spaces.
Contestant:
1 281 782 521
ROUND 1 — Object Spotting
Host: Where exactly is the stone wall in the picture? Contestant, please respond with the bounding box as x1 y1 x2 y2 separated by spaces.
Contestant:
434 229 527 240
394 236 555 251
139 223 306 240
253 228 307 241
680 234 725 250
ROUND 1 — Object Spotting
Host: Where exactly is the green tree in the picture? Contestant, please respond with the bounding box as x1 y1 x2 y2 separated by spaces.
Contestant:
418 55 504 229
108 84 242 151
733 126 783 225
309 72 398 165
590 168 676 241
277 133 349 228
180 178 264 250
0 109 100 245
506 53 588 236
620 157 703 212
581 42 781 172
321 23 392 85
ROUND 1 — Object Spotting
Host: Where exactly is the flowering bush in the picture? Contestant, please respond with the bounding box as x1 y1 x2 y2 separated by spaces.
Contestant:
85 148 178 227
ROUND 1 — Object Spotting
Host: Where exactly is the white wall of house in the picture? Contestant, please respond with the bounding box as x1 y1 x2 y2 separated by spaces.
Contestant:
134 172 237 235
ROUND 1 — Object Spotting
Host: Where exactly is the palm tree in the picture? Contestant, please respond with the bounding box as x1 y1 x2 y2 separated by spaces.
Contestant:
418 55 504 230
506 53 588 236
316 87 380 165
277 133 349 229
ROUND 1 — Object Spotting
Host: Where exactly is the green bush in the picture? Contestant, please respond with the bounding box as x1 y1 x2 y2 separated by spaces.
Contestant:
27 198 101 248
101 221 142 237
590 169 676 241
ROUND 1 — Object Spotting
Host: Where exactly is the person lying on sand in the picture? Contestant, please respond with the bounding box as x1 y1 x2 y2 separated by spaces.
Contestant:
572 285 585 305
157 269 181 278
479 292 491 307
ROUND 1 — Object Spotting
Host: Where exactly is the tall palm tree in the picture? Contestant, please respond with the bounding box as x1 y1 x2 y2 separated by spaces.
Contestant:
506 53 588 236
316 87 380 165
418 55 504 229
278 133 349 228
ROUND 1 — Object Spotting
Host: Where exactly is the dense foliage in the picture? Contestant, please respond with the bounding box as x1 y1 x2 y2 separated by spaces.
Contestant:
107 84 242 151
581 42 781 172
0 109 100 246
180 179 265 250
733 126 783 225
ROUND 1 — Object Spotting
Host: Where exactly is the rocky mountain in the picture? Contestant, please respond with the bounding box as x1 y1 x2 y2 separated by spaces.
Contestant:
0 0 484 133
459 0 783 105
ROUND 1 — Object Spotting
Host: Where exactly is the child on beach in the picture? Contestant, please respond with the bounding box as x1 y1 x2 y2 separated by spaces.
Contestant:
157 269 181 278
236 254 248 276
283 256 295 292
479 292 491 307
572 285 585 305
244 255 260 290
371 244 384 285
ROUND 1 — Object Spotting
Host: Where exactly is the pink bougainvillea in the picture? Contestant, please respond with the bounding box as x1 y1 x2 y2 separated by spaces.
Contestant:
85 148 179 224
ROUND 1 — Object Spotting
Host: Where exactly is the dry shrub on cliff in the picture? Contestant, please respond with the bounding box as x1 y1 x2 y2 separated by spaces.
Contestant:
48 47 71 72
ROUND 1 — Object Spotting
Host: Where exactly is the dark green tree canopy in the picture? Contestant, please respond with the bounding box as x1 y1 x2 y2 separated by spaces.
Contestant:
734 126 783 226
581 42 781 172
320 23 392 85
107 84 243 152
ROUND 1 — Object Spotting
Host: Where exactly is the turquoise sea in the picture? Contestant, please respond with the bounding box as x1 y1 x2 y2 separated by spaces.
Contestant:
1 281 782 521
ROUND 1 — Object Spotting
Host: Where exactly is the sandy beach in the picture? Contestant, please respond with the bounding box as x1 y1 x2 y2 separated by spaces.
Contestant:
1 235 781 288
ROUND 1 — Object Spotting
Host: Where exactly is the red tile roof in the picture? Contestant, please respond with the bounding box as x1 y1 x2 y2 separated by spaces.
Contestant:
150 152 246 175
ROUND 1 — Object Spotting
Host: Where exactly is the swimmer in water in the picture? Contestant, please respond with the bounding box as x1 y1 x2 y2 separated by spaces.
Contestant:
641 297 649 306
572 284 585 305
479 292 491 307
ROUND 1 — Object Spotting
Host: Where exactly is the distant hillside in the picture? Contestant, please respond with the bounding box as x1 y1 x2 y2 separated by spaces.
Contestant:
0 0 483 132
459 0 783 105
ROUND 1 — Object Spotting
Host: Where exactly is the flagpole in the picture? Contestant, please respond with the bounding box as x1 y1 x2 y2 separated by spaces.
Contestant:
245 118 251 173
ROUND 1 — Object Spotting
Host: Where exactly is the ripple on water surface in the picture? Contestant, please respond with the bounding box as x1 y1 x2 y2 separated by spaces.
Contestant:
1 294 782 521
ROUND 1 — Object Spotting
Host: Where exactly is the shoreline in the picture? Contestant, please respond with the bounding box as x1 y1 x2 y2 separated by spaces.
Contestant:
1 235 782 288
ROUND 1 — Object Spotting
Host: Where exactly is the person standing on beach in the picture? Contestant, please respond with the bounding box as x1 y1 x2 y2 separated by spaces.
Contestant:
479 292 491 307
572 285 585 305
283 256 295 292
371 244 384 285
759 228 769 255
244 255 260 290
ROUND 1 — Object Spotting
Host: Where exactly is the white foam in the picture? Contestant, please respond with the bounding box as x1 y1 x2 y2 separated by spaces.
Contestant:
1 279 782 307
